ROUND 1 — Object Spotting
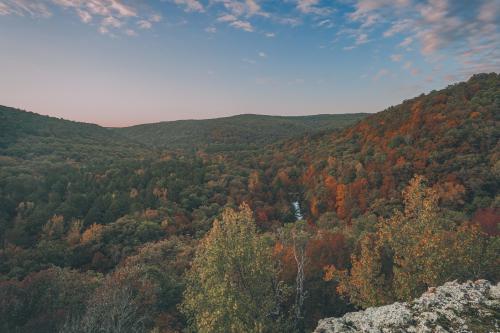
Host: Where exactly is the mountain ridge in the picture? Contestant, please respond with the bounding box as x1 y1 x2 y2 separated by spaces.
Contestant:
109 112 371 128
0 105 368 153
112 112 369 150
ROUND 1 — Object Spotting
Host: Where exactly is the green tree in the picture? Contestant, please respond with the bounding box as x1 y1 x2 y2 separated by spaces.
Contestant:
335 175 499 307
181 203 285 333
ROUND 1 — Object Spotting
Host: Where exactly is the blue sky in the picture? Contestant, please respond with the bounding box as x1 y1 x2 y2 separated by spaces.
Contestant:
0 0 498 126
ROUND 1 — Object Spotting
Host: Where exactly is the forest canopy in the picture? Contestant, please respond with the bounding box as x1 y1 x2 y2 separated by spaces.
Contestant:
0 73 498 332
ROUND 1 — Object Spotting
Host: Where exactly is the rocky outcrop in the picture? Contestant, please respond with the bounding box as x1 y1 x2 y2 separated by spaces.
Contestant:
314 280 500 333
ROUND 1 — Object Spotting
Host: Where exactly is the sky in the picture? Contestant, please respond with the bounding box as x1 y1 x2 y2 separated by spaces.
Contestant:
0 0 499 126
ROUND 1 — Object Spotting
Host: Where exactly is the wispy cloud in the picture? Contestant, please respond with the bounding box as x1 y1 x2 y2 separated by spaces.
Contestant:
137 20 152 29
403 61 419 76
383 19 412 37
348 0 500 79
373 68 390 81
125 28 137 36
297 0 332 16
399 36 413 48
1 0 162 36
276 16 301 27
316 18 334 28
53 0 137 18
230 20 253 32
336 27 372 50
205 26 217 33
217 13 237 22
77 8 92 23
355 33 369 45
173 0 204 13
0 0 52 17
1 0 498 81
211 0 269 32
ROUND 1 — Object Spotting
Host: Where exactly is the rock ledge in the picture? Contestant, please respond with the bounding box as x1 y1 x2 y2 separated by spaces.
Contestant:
314 280 500 333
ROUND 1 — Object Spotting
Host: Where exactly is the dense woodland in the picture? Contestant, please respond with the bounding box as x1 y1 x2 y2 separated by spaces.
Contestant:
0 73 498 332
112 113 368 151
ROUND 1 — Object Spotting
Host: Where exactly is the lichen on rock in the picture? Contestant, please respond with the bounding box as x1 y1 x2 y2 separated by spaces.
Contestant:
314 280 500 333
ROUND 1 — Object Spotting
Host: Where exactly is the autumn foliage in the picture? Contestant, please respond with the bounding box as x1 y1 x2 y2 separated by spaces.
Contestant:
330 176 499 307
0 74 498 332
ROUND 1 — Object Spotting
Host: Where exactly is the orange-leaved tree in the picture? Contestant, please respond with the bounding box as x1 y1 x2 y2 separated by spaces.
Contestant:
327 175 499 307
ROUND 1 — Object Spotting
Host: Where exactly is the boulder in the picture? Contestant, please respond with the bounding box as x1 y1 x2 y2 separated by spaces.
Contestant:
314 280 500 333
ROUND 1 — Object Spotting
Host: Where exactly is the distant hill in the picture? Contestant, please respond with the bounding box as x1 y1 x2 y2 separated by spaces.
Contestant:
0 106 148 161
113 113 368 151
0 107 368 156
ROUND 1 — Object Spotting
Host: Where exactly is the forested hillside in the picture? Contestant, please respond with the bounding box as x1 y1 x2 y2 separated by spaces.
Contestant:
0 74 498 333
0 106 148 161
113 113 368 151
294 72 499 222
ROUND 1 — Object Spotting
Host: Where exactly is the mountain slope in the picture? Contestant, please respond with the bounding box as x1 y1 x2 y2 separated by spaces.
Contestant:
0 106 149 161
113 113 368 151
284 73 499 222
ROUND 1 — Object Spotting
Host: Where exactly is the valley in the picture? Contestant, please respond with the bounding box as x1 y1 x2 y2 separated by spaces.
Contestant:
0 73 498 333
